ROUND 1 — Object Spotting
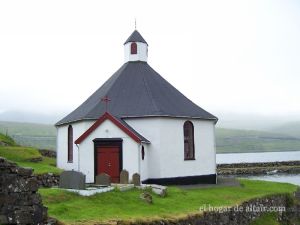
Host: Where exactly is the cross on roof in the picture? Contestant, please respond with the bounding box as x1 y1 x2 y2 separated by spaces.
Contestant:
101 96 111 112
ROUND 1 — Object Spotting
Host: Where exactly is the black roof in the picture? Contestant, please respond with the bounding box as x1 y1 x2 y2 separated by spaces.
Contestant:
124 30 148 45
56 62 217 126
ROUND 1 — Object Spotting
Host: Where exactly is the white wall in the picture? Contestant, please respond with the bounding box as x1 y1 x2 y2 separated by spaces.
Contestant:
76 119 140 183
125 117 216 181
124 42 148 62
56 120 94 172
57 116 216 183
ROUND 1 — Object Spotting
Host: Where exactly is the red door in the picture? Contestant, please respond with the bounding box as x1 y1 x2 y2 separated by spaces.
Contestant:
97 146 120 183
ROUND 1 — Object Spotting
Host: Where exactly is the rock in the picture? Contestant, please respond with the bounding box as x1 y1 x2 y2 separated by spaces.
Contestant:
150 184 167 197
28 157 43 162
0 157 47 225
140 191 153 204
38 149 57 158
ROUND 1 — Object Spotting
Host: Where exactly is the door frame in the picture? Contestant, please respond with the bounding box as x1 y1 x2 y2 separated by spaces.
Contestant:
93 138 123 181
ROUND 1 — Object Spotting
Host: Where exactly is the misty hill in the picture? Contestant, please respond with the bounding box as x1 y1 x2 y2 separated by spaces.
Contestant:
269 121 300 138
0 121 56 150
1 120 300 153
216 128 300 153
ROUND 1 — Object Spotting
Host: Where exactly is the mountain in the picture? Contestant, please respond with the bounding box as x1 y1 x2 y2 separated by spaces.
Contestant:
269 121 300 138
216 128 300 153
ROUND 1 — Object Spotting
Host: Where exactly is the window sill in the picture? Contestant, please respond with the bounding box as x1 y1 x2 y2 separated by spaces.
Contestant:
184 158 196 161
67 161 73 163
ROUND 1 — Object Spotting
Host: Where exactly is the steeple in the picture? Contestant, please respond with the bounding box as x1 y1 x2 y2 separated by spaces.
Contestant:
124 30 148 63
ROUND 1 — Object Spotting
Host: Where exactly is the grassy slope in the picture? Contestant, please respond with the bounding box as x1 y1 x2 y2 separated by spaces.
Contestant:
270 121 300 138
0 144 62 175
0 133 16 146
40 179 297 224
216 128 300 153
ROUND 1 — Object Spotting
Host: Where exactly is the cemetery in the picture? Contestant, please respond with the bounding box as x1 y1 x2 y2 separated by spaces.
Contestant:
57 169 167 197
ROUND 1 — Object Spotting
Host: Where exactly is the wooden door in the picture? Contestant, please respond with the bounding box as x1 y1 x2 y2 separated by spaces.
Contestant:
97 146 120 183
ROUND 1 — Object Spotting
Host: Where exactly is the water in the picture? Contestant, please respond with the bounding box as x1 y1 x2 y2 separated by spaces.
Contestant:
241 174 300 186
217 151 300 164
217 151 300 186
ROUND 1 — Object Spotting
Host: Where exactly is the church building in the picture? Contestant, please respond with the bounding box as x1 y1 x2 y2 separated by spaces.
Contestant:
56 30 218 185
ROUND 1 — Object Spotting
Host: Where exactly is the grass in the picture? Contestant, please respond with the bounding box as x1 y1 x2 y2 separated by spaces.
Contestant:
0 146 62 174
0 133 16 146
39 179 298 224
250 212 280 225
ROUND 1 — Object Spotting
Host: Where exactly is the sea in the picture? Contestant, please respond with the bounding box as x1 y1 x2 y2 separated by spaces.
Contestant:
217 151 300 186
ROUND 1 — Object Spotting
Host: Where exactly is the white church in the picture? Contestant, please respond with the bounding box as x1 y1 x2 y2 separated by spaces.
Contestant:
56 30 218 185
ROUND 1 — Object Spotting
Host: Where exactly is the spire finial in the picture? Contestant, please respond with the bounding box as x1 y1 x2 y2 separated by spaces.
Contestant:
135 18 137 30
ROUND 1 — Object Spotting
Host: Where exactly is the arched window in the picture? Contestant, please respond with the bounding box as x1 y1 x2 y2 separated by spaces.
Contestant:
68 125 73 162
141 145 145 160
183 121 195 160
131 42 137 54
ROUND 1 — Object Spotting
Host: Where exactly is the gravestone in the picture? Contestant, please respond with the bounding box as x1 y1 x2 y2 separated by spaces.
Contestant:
132 173 141 186
120 170 129 184
95 173 111 186
59 170 86 190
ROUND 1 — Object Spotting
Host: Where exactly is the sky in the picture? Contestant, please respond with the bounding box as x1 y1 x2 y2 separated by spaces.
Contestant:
0 0 300 120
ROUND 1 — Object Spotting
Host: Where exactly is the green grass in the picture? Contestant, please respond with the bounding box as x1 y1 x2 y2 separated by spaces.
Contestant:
0 146 62 175
250 212 280 225
39 179 297 224
0 133 16 146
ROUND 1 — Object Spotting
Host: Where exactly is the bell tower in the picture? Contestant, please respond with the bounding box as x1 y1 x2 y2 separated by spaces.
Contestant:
124 30 148 62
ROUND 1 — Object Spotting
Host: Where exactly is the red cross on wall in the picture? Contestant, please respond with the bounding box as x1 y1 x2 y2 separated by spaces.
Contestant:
101 96 111 112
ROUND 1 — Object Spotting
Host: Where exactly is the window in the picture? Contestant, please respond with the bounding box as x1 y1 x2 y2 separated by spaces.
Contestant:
141 145 145 160
68 125 73 162
131 42 137 54
183 121 195 160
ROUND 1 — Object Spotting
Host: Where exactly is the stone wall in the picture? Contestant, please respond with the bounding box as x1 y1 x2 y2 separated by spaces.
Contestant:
123 194 300 225
218 161 300 175
36 173 60 188
0 157 48 225
38 149 56 158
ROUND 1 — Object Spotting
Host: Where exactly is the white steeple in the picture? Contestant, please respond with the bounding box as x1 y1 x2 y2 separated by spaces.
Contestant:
124 30 148 63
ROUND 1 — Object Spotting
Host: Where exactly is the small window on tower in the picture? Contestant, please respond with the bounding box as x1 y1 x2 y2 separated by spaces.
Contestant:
131 42 137 54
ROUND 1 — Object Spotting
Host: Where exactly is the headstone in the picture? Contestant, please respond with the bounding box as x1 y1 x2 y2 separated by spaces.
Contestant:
95 173 111 186
59 170 86 190
132 173 141 186
120 170 129 184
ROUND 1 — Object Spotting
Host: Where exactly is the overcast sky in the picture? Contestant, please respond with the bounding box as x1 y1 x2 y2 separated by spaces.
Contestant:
0 0 299 119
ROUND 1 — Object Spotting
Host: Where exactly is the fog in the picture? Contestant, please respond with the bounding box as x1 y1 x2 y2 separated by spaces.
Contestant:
0 0 300 123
